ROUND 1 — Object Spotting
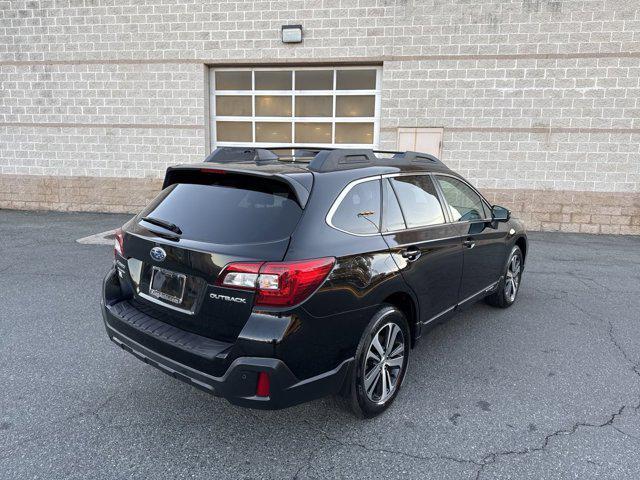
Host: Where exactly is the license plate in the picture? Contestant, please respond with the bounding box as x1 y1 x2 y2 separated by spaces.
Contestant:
149 267 186 305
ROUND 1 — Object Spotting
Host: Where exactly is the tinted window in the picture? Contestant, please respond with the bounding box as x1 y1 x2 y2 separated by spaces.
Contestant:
139 176 302 244
382 179 406 231
436 176 487 221
388 176 445 228
332 180 380 234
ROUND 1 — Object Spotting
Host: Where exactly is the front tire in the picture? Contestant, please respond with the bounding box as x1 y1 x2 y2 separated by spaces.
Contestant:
340 305 410 418
485 245 523 308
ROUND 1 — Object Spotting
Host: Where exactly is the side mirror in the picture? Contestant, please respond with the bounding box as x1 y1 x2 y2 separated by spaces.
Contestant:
492 205 511 222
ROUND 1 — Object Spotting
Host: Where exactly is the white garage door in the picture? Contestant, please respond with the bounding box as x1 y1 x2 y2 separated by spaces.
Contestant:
210 66 381 149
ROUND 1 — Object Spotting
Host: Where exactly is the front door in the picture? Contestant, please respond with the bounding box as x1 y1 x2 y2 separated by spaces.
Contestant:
434 175 508 302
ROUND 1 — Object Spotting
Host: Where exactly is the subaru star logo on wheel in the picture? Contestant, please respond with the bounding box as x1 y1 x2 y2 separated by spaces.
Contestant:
150 246 166 262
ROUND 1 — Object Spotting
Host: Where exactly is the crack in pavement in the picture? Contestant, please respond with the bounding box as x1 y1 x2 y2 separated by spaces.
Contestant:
471 276 640 480
473 405 628 480
612 425 640 443
377 277 640 479
0 392 120 460
563 296 640 381
302 421 482 469
315 279 640 480
291 439 330 480
301 403 636 480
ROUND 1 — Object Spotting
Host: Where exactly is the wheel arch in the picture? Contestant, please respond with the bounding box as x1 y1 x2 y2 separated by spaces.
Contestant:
515 235 528 265
382 291 420 348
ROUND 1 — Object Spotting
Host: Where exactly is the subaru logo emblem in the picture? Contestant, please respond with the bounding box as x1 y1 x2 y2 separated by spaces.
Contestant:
150 246 166 262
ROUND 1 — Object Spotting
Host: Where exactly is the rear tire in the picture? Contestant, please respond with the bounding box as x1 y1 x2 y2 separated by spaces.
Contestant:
485 245 523 308
338 305 410 418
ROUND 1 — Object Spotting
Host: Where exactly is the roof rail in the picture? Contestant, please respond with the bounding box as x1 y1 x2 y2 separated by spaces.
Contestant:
203 146 445 172
307 149 443 172
204 147 278 163
390 151 442 164
308 149 377 172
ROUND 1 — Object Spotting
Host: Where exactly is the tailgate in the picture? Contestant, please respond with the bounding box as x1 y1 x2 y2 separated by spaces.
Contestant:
117 170 306 341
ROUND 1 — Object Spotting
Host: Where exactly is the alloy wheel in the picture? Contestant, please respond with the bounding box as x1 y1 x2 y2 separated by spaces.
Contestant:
363 322 405 404
504 253 521 302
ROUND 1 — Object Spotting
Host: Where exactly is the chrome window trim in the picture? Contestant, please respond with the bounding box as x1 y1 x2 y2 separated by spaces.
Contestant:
326 171 495 237
325 175 382 237
383 221 452 236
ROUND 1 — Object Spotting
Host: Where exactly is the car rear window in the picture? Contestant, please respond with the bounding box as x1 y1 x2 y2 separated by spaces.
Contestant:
139 174 302 244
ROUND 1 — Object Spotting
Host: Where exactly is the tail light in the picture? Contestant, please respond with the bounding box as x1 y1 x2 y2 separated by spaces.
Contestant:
216 257 335 308
114 228 124 258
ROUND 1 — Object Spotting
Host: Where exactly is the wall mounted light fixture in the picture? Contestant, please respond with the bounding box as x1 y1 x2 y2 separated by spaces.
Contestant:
281 25 303 43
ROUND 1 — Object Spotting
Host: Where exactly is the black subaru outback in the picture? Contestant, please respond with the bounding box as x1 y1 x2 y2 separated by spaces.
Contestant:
102 147 527 417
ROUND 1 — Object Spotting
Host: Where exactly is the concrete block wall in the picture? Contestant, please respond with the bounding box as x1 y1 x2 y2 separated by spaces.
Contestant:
0 62 206 177
0 0 638 233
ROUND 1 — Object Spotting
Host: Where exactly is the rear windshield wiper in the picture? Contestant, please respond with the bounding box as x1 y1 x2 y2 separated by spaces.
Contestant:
141 216 182 235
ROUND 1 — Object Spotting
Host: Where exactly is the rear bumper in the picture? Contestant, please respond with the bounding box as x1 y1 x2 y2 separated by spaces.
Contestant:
101 270 352 409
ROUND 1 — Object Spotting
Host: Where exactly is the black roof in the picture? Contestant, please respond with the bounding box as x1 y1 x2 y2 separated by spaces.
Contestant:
203 146 452 174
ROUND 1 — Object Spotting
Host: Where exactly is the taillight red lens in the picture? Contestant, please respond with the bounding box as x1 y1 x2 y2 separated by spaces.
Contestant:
256 372 270 397
256 258 335 307
114 228 124 258
215 257 335 308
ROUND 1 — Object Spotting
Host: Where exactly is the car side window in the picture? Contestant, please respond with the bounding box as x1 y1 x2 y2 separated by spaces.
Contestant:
388 175 445 228
331 179 381 234
382 179 406 231
436 176 487 222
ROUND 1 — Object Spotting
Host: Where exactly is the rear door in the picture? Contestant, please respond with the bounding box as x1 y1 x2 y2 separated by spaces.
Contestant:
381 175 463 324
433 174 508 303
120 171 306 341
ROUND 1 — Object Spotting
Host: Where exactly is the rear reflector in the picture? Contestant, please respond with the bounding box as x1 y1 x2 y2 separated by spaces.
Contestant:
114 228 124 258
216 257 335 308
256 372 270 397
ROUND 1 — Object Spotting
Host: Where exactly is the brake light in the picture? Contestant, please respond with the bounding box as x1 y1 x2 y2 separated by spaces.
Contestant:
114 228 124 258
216 257 335 307
255 258 335 307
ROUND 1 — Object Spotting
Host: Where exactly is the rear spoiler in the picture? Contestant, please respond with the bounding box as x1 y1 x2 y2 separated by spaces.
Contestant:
162 164 312 208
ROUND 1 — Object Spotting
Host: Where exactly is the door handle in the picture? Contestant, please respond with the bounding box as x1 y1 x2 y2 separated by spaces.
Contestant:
401 247 421 262
463 238 476 249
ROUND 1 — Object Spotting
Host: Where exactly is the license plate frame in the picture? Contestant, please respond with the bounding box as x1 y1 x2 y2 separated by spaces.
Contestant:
149 266 187 305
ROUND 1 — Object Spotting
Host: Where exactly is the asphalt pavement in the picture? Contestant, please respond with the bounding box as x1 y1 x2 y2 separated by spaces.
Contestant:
1 209 639 479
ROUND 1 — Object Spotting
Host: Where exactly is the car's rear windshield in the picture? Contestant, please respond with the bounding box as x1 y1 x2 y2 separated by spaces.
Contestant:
139 173 303 244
